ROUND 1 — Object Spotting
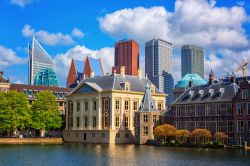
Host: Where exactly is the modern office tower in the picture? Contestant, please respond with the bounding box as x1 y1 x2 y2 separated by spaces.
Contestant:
112 39 139 76
28 37 58 86
181 45 204 78
145 39 174 106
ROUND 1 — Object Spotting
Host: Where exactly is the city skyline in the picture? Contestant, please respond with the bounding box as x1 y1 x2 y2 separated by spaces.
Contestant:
0 0 250 86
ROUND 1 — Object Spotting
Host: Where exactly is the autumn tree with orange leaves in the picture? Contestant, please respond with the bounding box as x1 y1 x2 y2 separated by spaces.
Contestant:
176 130 190 143
191 129 211 143
154 124 177 142
214 132 228 144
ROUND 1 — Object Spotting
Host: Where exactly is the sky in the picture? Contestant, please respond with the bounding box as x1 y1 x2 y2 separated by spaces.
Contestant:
0 0 250 86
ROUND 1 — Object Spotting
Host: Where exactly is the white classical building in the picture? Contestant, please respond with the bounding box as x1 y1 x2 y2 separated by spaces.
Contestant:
63 68 167 144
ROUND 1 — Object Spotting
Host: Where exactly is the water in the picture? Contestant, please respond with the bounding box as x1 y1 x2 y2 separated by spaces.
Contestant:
0 144 249 166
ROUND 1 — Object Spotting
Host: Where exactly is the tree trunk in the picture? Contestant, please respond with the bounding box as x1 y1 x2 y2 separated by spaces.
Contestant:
40 129 46 137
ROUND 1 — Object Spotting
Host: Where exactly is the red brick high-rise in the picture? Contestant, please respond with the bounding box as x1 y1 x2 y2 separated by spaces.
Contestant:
112 39 139 76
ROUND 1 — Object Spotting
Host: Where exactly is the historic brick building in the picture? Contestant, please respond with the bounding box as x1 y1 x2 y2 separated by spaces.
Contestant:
64 68 166 144
232 78 250 145
112 39 139 76
170 72 240 145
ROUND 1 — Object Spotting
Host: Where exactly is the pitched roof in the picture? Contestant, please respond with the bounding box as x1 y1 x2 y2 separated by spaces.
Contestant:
139 82 158 112
69 74 165 95
173 82 239 105
67 59 78 86
10 84 73 92
82 56 92 78
0 71 9 83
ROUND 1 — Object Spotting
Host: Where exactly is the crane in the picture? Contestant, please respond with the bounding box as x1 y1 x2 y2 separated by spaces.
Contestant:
235 59 248 77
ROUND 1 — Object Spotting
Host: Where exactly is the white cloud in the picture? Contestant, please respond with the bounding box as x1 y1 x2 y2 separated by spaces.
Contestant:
98 0 250 81
0 45 27 67
22 25 85 46
15 80 23 84
54 45 114 85
71 28 84 38
10 0 33 7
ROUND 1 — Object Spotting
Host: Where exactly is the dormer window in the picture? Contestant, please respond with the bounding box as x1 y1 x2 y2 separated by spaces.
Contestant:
124 82 130 91
209 89 214 98
219 88 224 97
150 85 155 93
198 90 204 98
189 91 194 99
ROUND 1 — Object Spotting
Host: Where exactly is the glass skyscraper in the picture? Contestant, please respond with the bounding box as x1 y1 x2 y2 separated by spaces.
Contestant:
181 45 204 78
145 39 174 106
28 37 58 86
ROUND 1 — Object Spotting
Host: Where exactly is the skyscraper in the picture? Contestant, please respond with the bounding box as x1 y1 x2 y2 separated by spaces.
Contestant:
181 45 204 78
112 39 139 76
28 37 58 86
145 39 174 106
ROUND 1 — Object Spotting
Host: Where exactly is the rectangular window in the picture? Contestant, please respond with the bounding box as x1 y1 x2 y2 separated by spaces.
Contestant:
104 100 109 110
242 89 248 99
237 120 244 133
92 133 95 138
158 102 162 111
105 116 109 127
237 103 243 115
84 101 88 111
248 103 250 115
102 133 105 138
85 117 88 128
77 102 80 112
133 101 138 111
227 121 233 133
125 133 129 138
216 105 221 116
76 116 80 128
115 100 120 110
93 101 97 111
125 116 128 128
205 105 210 116
115 116 120 127
227 104 232 115
143 114 148 123
143 126 148 135
153 115 157 123
248 121 250 133
93 116 96 128
125 100 129 110
116 133 120 138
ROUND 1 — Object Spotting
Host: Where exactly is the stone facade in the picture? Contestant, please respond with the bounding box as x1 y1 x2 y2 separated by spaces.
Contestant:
63 72 166 144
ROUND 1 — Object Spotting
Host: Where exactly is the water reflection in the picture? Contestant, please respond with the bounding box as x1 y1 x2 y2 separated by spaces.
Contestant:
0 144 249 166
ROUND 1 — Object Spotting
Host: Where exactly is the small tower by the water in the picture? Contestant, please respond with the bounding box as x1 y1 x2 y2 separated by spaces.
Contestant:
135 82 161 144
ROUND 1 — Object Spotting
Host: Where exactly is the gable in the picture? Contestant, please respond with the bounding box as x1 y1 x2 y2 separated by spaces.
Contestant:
75 84 97 94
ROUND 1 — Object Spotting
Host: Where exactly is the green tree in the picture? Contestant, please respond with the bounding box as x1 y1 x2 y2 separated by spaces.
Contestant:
31 91 62 137
0 91 31 136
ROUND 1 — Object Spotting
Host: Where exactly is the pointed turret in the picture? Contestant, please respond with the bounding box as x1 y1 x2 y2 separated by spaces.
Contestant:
67 59 78 87
139 82 157 112
82 56 93 79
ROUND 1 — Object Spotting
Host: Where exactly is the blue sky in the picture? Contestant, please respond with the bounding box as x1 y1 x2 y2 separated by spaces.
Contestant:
0 0 250 86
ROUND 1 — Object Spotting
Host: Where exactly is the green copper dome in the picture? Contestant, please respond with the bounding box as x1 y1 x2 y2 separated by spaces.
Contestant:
176 74 207 88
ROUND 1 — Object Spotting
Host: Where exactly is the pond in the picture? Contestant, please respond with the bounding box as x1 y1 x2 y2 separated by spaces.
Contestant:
0 144 249 166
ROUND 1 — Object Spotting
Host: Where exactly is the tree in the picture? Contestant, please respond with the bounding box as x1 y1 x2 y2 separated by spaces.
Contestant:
214 132 228 144
0 91 31 136
154 124 177 142
191 129 211 143
176 130 190 143
31 91 62 137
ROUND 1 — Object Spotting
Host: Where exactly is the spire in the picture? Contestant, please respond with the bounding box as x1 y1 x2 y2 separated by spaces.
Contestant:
67 58 78 86
82 56 93 79
139 82 157 112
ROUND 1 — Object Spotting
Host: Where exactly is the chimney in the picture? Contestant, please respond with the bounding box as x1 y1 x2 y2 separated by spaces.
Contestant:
91 71 95 78
0 71 3 75
138 68 142 78
120 66 125 77
188 79 193 88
